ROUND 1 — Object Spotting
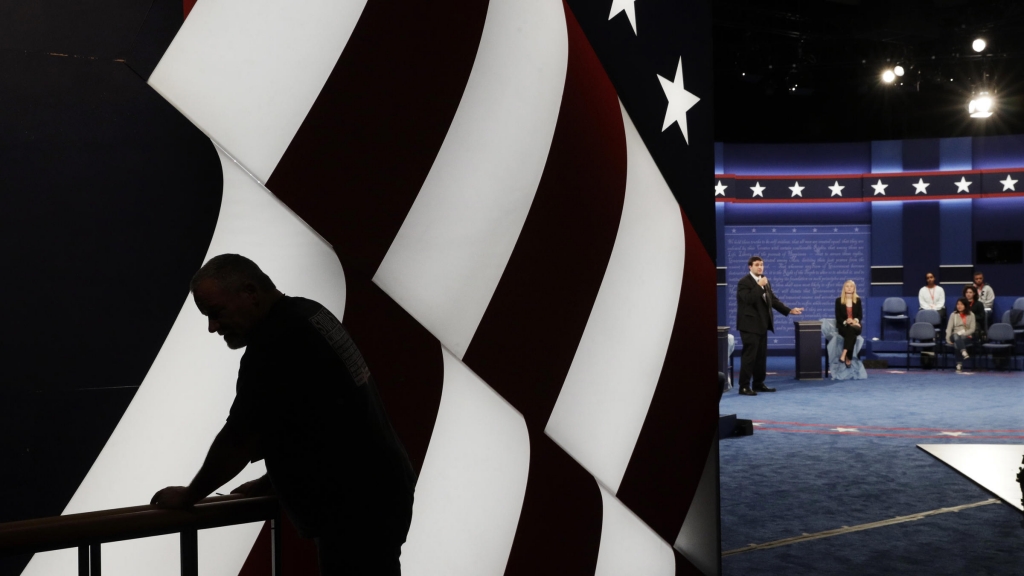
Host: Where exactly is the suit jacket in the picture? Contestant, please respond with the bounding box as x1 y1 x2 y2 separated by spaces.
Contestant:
835 298 863 326
736 274 791 334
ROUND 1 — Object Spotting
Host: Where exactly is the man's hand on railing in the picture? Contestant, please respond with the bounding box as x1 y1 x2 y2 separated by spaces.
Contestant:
231 474 275 497
151 486 202 509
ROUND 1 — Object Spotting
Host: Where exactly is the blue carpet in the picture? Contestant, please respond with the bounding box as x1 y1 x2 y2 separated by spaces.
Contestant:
720 359 1024 575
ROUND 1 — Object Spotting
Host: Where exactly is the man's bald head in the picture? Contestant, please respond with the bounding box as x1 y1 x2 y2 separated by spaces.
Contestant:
190 254 277 295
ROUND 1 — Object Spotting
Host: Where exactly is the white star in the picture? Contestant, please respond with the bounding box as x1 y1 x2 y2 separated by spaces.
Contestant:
829 181 845 196
772 228 776 232
1001 175 1018 191
855 227 860 232
751 228 756 232
773 339 778 344
715 180 728 196
913 178 930 194
789 181 804 197
834 228 839 232
939 431 968 437
792 228 796 232
872 179 888 195
750 182 765 197
731 228 736 233
955 176 972 193
657 57 700 143
608 0 637 35
752 422 763 426
833 427 859 433
813 228 817 232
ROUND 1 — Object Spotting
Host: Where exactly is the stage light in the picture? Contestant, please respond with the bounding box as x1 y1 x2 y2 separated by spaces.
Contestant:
882 69 896 83
894 65 905 77
969 92 994 118
973 38 986 52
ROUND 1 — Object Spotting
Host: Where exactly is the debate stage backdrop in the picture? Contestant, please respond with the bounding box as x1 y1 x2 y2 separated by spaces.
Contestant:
0 1 719 575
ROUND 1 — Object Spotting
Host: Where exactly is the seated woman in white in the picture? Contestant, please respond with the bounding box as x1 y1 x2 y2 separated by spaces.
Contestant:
918 271 946 324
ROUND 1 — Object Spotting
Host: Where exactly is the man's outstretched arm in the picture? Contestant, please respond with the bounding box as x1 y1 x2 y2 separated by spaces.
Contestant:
151 421 254 509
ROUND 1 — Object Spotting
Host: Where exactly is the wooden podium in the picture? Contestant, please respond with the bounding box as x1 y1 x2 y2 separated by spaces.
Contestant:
794 320 823 380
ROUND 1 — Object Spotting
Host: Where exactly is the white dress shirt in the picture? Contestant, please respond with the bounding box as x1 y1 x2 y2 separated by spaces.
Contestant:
918 285 945 311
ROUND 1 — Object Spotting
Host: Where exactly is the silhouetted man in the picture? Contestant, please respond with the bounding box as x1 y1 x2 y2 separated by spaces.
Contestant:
735 256 803 396
152 254 416 575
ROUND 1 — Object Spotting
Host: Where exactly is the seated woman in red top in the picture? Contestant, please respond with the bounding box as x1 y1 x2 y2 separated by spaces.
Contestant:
835 280 863 367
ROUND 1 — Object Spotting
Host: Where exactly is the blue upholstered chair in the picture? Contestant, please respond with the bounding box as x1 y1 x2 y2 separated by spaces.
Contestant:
983 323 1017 370
907 322 937 370
882 298 909 340
822 319 866 380
1002 309 1024 355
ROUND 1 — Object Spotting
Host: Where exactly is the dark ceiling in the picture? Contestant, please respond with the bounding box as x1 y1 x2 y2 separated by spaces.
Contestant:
713 0 1024 142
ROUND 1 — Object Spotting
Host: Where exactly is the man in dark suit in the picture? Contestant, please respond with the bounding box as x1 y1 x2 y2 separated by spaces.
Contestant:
736 256 803 396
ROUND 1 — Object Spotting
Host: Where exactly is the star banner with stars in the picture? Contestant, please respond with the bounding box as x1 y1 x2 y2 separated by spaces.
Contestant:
981 170 1024 194
567 0 715 258
720 169 1024 202
863 171 979 199
730 175 862 201
714 176 735 199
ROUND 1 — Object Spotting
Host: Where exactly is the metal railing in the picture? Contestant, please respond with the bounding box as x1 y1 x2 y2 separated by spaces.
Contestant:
0 494 282 576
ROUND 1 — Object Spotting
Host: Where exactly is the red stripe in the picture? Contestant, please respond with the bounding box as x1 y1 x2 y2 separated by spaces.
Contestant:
755 419 1024 433
182 0 196 19
502 432 603 576
733 174 868 180
615 209 720 543
729 197 868 204
461 1 626 430
756 427 1024 440
264 0 490 280
734 169 982 180
852 169 978 178
342 280 444 473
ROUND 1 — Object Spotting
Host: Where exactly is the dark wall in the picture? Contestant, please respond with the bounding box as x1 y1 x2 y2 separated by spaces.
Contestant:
972 198 1024 294
902 202 941 296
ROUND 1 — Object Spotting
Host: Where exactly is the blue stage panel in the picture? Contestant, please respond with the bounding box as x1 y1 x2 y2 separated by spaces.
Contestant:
725 225 871 349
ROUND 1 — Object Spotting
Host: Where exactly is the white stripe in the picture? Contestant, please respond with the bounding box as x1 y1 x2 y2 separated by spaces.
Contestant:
544 102 685 493
402 348 530 576
21 147 346 576
919 444 1024 512
148 0 368 182
594 484 676 576
372 0 568 358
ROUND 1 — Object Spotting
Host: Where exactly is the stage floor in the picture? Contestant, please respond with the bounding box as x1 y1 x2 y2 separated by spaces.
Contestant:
719 364 1024 576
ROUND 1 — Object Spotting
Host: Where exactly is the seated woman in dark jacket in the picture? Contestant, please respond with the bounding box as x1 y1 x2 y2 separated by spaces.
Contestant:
835 280 863 367
963 285 986 340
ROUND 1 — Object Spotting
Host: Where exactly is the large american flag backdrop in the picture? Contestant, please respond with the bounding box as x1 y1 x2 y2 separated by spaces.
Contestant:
3 0 718 574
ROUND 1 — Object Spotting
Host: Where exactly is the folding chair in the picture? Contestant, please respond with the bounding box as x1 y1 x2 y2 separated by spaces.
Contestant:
916 309 943 369
983 323 1017 371
882 298 909 341
907 322 937 370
